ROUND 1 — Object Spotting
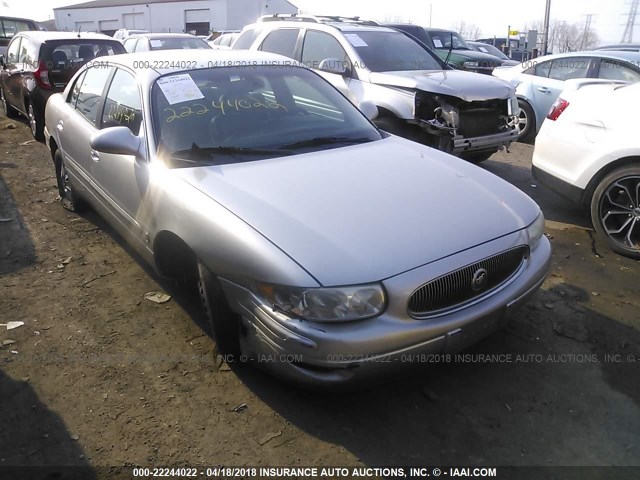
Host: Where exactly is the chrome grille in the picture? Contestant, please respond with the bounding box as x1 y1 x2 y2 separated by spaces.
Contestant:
408 246 528 317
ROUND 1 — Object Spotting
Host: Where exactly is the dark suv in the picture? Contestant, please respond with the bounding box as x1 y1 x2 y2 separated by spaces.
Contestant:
0 16 39 56
384 24 505 74
0 31 125 140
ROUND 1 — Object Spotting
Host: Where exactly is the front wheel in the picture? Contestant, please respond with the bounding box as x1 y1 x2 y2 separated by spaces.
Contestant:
27 101 44 141
517 99 536 144
590 165 640 259
54 149 86 212
197 261 241 356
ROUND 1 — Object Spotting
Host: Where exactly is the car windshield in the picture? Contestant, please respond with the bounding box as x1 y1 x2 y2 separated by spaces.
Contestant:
345 31 442 72
149 37 210 50
151 65 382 166
473 43 510 60
429 31 471 50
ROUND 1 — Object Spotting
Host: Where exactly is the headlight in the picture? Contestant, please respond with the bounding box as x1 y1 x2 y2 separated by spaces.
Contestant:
256 282 386 322
463 61 479 69
526 211 545 250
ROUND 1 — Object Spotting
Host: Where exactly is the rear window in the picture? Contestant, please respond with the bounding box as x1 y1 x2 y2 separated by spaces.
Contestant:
0 18 37 39
42 41 125 72
148 37 210 50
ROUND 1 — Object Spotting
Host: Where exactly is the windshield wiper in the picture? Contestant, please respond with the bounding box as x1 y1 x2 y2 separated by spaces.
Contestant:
281 136 373 149
170 144 291 162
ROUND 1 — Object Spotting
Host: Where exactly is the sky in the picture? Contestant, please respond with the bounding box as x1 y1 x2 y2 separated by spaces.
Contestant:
1 0 633 44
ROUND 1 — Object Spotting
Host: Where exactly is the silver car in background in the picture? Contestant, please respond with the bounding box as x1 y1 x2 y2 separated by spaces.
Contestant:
44 50 550 386
493 51 640 143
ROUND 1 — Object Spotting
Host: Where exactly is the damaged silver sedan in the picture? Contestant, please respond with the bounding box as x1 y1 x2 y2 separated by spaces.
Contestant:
44 50 550 386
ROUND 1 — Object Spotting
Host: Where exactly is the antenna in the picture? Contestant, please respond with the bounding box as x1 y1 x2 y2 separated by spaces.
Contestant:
621 0 639 43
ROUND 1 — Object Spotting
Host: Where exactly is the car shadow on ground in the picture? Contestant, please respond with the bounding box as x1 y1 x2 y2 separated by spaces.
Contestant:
0 174 37 276
481 155 592 229
0 369 97 478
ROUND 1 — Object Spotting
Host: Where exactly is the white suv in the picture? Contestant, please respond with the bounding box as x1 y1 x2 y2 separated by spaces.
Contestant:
233 15 519 161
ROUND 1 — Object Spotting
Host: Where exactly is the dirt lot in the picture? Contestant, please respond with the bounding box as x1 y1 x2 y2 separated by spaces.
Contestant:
1 112 639 476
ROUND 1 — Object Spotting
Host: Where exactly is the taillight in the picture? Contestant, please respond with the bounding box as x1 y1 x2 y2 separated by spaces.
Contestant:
547 98 569 121
34 61 52 90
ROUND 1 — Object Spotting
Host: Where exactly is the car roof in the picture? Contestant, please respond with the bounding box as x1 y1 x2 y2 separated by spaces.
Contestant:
128 33 200 39
14 31 117 42
250 19 399 35
531 50 640 63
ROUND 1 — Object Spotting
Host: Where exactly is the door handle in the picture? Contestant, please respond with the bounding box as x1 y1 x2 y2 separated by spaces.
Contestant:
56 120 63 132
537 87 551 93
90 149 100 162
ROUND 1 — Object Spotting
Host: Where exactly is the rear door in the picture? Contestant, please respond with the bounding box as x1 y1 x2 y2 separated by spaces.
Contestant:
91 67 147 241
3 35 23 111
58 65 113 192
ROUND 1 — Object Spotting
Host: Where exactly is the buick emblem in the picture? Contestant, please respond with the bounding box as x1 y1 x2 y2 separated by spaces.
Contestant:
471 268 488 292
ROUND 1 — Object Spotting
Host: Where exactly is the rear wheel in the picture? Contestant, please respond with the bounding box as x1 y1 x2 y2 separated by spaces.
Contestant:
197 261 241 357
54 149 86 212
27 101 44 141
517 99 536 144
590 165 640 259
1 87 18 119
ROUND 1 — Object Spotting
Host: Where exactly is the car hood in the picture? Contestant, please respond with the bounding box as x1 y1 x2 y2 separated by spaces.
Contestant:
438 48 504 64
174 137 538 285
368 69 514 101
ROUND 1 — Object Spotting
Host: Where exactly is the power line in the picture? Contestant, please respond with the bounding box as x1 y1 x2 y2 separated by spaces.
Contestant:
621 0 639 43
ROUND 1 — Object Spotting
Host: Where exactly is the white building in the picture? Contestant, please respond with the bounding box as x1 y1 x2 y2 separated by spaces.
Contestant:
54 0 298 36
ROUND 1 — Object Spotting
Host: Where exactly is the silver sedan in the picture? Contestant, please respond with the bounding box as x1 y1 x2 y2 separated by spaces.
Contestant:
44 50 551 386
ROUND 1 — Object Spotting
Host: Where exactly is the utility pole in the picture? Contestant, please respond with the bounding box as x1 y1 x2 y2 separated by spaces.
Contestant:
542 0 552 55
579 14 594 50
621 0 639 43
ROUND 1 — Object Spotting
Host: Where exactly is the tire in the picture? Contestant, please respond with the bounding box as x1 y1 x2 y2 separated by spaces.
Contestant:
1 87 18 119
590 165 640 259
197 261 241 356
517 99 536 144
54 149 86 212
27 101 44 141
461 150 496 163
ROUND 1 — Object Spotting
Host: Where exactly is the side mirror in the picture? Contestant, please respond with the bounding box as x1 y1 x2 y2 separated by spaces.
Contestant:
318 58 350 76
358 100 378 121
90 126 145 160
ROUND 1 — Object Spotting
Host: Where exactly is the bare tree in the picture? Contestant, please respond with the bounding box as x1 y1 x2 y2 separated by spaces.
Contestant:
451 20 481 40
523 19 599 53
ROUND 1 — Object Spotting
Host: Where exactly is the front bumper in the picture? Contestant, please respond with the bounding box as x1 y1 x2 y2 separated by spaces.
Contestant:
451 128 519 154
220 232 551 387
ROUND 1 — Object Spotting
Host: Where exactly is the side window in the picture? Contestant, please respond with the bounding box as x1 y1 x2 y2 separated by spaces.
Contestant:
101 69 142 135
523 60 551 77
68 70 87 108
232 28 259 50
18 39 38 67
123 38 137 53
6 37 21 65
301 31 350 71
260 29 299 58
548 57 591 81
75 66 113 125
598 60 640 82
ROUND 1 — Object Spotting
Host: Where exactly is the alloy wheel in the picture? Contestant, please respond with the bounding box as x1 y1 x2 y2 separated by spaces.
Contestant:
28 103 37 137
598 175 640 251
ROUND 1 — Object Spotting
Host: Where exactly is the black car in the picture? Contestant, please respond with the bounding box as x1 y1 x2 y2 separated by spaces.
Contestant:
468 41 520 66
0 16 39 56
0 31 125 140
122 33 211 53
384 24 505 74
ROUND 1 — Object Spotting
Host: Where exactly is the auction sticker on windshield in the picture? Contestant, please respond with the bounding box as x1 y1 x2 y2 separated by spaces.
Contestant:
344 34 368 47
157 74 204 105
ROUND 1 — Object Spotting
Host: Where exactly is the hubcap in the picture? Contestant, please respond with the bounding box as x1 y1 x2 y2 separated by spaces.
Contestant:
60 161 71 198
518 109 528 134
599 175 640 250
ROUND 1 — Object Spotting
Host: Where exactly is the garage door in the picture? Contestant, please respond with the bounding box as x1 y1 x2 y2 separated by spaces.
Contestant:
185 9 210 36
75 21 96 32
123 13 144 29
99 20 119 36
